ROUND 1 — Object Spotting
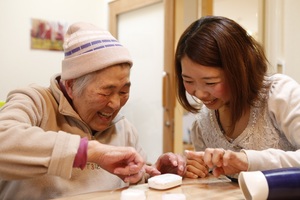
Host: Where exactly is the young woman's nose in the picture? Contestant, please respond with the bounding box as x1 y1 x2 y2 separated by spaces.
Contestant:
194 88 209 100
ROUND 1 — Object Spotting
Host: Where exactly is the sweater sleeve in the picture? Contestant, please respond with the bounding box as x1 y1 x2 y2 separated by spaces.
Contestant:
244 149 300 171
245 74 300 171
268 74 300 148
47 131 80 178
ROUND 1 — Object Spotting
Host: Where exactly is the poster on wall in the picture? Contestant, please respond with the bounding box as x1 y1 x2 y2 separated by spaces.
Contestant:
30 18 68 51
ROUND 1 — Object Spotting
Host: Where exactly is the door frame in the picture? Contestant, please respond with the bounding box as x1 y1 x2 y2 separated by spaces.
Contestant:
109 0 175 153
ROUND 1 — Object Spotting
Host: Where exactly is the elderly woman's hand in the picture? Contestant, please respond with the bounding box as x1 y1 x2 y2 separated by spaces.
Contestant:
152 152 186 176
87 140 145 184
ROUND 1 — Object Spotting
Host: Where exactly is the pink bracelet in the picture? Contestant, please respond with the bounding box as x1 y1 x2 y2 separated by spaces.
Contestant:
73 137 88 170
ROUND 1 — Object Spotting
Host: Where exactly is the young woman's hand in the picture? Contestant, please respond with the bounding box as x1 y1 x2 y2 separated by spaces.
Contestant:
184 150 209 178
203 148 249 177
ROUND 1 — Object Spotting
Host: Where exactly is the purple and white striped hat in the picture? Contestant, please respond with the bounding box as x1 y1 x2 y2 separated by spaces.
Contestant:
61 22 133 80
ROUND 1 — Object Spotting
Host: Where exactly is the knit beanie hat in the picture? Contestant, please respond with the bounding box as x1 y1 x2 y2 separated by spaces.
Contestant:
61 22 133 80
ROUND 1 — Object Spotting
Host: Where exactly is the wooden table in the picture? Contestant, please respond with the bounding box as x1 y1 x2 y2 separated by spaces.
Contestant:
54 175 244 200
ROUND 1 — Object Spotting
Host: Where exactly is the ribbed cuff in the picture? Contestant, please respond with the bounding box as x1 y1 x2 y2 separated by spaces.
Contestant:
73 137 88 170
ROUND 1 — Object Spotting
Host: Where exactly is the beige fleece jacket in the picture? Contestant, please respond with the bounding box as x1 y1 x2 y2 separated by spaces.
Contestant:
0 74 146 200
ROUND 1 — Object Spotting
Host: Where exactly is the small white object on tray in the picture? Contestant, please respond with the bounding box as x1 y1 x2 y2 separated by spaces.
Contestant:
148 173 182 190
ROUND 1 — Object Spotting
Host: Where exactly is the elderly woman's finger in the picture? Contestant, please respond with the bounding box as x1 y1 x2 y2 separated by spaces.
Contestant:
124 169 145 183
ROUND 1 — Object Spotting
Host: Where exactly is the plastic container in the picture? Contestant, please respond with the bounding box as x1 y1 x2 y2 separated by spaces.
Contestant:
238 167 300 200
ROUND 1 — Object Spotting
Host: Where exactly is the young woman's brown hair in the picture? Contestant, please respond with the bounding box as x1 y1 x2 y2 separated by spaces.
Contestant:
175 16 269 131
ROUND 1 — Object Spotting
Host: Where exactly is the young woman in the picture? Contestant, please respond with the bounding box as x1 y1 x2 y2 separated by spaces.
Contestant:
175 16 300 178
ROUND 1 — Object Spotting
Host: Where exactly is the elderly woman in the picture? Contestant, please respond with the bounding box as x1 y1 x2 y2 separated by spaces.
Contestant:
0 22 185 199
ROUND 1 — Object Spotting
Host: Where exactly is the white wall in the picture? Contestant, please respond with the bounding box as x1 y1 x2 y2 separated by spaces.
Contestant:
213 0 259 39
214 0 300 82
264 0 300 82
0 0 109 101
281 0 300 82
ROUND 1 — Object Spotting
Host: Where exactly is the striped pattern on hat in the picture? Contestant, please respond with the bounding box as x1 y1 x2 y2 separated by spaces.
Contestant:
61 22 133 80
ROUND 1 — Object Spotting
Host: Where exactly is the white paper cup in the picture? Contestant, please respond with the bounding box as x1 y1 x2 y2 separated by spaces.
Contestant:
120 189 146 200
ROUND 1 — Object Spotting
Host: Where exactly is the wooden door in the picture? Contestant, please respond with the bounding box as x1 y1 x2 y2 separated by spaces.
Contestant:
109 0 175 163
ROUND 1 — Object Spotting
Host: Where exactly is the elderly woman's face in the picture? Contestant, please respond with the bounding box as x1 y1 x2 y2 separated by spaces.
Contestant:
71 65 131 132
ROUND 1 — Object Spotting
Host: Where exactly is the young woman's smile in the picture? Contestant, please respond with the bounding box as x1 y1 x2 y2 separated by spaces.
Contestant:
181 56 231 110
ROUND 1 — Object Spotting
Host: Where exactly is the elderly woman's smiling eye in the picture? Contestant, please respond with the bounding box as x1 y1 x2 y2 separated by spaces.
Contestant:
98 90 111 97
120 91 129 95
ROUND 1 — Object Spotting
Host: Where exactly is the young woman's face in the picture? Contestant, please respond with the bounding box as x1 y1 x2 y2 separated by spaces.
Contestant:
181 56 231 110
70 65 131 132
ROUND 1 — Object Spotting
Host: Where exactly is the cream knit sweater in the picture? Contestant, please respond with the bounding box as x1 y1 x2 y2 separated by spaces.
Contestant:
191 73 300 171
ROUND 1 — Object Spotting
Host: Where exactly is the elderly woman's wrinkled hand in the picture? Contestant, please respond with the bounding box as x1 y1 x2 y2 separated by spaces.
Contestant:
153 152 186 176
87 140 145 183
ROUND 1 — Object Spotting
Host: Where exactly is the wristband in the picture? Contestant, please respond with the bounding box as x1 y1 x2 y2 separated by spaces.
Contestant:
73 137 88 170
